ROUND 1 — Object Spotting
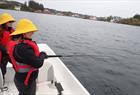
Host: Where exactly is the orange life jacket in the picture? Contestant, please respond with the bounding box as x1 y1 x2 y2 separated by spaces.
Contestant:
8 40 40 86
0 31 10 64
1 31 10 47
1 27 14 48
0 51 2 63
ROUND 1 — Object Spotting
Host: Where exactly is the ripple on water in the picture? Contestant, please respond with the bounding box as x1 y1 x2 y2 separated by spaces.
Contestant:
105 69 124 76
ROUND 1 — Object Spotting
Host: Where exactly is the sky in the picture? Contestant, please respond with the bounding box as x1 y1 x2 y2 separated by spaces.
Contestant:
13 0 140 18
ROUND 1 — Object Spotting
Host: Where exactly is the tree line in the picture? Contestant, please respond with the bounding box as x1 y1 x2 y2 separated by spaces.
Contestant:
21 0 44 12
118 14 140 26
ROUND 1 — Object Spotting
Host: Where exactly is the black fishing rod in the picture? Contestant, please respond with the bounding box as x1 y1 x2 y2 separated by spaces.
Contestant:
46 54 110 58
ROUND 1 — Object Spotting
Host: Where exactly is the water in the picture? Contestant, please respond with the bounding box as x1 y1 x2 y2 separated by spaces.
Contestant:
1 9 140 95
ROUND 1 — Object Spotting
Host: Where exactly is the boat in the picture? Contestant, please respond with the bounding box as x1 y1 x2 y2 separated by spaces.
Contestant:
0 44 90 95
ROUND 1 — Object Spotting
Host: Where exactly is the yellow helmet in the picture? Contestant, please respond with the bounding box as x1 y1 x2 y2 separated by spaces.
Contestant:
0 13 15 25
11 19 38 35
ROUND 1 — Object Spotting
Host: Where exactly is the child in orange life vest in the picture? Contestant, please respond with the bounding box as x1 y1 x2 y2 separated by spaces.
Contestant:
0 13 15 82
0 25 6 66
0 13 15 47
9 19 47 95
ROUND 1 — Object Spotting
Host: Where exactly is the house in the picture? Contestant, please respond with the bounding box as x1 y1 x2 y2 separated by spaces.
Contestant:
89 16 97 20
111 16 122 22
72 14 80 18
14 6 21 11
43 9 51 14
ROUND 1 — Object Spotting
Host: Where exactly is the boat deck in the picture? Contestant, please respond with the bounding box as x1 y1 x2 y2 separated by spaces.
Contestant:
1 81 58 95
0 44 90 95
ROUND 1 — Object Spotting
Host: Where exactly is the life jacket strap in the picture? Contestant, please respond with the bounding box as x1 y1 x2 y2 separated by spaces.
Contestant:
24 68 37 86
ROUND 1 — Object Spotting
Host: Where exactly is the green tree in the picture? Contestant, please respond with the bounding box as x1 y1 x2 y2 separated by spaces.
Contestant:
20 2 30 11
107 16 113 22
28 0 44 11
133 14 140 20
39 4 44 11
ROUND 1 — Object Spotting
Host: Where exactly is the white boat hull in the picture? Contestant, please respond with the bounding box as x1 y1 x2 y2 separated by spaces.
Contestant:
0 44 90 95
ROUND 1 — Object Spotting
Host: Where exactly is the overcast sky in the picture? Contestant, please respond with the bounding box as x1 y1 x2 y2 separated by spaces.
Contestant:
14 0 140 18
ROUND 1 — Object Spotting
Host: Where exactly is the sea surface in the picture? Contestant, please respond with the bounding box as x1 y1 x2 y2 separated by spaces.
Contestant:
1 9 140 95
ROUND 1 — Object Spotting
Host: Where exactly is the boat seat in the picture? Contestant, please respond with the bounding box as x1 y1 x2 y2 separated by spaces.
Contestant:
37 60 55 83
